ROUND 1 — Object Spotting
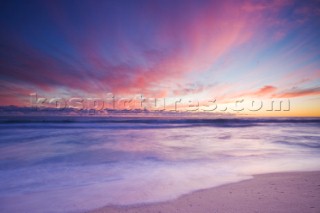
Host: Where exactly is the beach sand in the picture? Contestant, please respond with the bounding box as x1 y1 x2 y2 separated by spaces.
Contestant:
90 171 320 213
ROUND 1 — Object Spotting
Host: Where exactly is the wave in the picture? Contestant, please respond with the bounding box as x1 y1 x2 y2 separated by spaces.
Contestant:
1 116 319 126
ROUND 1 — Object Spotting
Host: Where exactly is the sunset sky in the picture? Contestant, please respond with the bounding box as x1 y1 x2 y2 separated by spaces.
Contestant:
1 0 320 116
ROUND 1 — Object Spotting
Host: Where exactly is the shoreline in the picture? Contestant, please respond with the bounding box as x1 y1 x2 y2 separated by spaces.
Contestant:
89 171 320 213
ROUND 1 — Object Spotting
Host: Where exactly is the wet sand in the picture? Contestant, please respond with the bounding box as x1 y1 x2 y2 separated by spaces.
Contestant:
90 171 320 213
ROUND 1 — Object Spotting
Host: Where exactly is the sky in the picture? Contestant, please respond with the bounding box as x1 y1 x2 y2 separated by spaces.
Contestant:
0 0 320 116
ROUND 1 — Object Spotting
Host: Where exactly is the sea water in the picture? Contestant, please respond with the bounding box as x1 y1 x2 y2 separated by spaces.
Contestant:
0 117 319 212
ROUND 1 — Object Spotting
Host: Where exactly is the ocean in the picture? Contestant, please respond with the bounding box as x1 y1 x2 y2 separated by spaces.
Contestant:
0 117 320 212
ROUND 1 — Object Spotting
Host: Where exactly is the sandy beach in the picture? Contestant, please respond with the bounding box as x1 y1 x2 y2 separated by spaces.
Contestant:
90 171 320 213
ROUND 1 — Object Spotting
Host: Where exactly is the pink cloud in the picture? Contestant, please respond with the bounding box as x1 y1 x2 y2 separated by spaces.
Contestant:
274 87 320 98
2 0 319 108
254 86 278 96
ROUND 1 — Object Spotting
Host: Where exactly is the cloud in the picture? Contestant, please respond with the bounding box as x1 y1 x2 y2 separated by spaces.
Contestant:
0 1 256 98
233 85 278 99
253 86 278 96
1 0 319 109
274 87 320 98
232 85 320 100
